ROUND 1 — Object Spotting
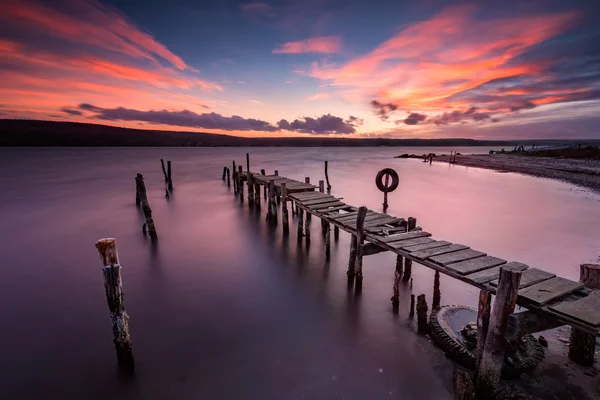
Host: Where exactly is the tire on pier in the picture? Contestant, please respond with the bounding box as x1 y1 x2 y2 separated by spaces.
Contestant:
428 305 545 379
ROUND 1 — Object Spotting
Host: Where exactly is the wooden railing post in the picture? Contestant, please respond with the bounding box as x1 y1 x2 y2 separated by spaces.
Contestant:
325 161 332 192
95 238 134 373
475 266 522 398
569 263 600 365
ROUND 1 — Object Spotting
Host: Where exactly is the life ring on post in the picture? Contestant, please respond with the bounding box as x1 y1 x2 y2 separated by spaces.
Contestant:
375 168 399 193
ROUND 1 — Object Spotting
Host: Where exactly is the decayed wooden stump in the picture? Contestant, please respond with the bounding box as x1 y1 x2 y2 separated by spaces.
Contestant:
432 271 441 310
281 183 289 234
325 161 332 192
475 266 522 398
347 235 357 280
135 174 157 239
95 238 134 373
160 159 167 181
416 294 428 334
391 255 404 311
167 160 173 191
474 289 491 382
453 369 475 400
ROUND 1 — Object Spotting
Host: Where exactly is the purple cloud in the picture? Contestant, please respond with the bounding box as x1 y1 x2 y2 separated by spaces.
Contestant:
277 114 360 135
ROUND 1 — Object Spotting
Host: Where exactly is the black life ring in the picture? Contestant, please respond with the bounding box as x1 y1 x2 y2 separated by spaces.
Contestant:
375 168 399 193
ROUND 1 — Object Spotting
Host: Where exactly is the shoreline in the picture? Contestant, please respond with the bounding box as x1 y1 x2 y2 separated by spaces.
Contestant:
419 153 600 193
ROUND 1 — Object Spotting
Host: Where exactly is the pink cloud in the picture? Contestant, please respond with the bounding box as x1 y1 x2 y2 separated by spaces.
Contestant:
305 93 330 101
273 36 342 54
301 5 581 121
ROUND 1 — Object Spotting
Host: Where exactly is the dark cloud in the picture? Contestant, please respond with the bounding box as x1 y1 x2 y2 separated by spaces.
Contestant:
60 107 83 116
77 104 278 131
431 107 491 125
370 100 398 120
403 112 427 125
277 114 360 135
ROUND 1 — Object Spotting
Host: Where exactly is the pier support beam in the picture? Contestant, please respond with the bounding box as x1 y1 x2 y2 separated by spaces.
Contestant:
569 263 600 366
267 180 277 224
416 294 428 334
347 235 357 281
304 211 311 245
238 166 243 199
475 266 522 398
135 174 157 239
247 173 254 205
161 159 168 181
232 161 238 194
324 221 331 260
297 207 304 241
354 206 368 290
254 184 260 208
409 294 415 318
391 255 404 312
432 271 441 310
281 183 289 235
334 226 339 241
95 238 134 373
474 289 492 382
453 370 475 400
226 167 231 187
167 160 173 191
222 166 227 180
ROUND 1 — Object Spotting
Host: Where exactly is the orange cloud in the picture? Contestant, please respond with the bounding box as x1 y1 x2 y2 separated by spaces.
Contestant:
303 5 580 117
273 36 342 54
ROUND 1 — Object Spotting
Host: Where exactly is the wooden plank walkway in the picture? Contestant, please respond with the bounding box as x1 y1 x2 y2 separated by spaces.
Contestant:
239 170 600 335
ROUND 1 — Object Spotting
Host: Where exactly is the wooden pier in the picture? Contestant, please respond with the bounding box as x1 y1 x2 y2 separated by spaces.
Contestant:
230 163 600 397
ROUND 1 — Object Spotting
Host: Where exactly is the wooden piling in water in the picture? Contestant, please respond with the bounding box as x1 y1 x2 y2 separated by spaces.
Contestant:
474 289 492 382
409 294 415 318
246 153 250 175
135 179 140 206
281 183 289 234
475 266 522 398
416 294 428 334
247 173 254 205
402 217 416 281
254 184 260 208
432 271 441 310
334 226 339 241
325 161 332 192
238 166 243 198
232 161 237 193
325 222 331 260
569 263 600 365
297 206 304 241
167 160 173 191
226 167 231 187
160 159 167 181
391 255 404 311
453 369 475 400
94 238 134 373
354 206 368 289
347 235 357 280
267 180 277 224
222 166 227 180
319 180 325 193
135 174 157 239
274 170 279 176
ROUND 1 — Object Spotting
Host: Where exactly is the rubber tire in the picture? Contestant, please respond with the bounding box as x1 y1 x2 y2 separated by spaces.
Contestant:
375 168 399 193
428 306 545 379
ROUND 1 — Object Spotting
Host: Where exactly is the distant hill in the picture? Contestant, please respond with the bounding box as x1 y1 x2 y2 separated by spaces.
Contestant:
0 119 594 147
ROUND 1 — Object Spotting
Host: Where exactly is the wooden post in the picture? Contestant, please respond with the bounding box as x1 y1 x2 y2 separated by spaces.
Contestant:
383 173 390 212
246 152 250 175
274 170 279 176
297 206 304 241
347 235 357 280
325 161 332 192
403 257 412 282
354 206 368 289
304 210 311 245
94 238 134 372
167 160 173 191
305 177 310 184
260 169 265 175
453 370 475 400
135 179 140 206
238 166 243 198
232 161 237 194
262 169 267 198
160 159 167 181
247 173 254 205
569 264 600 365
226 167 231 187
135 174 157 239
319 180 325 193
416 294 428 334
432 271 441 310
391 255 404 311
324 221 331 260
254 184 260 208
267 180 277 224
474 289 492 382
334 226 339 241
409 294 415 318
281 183 289 234
222 166 227 180
408 217 417 230
475 266 522 398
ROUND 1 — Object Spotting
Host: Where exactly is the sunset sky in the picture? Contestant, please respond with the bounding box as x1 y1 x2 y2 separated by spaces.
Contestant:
1 0 599 139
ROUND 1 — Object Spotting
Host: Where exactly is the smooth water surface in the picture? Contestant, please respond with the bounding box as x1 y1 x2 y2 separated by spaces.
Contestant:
0 147 598 399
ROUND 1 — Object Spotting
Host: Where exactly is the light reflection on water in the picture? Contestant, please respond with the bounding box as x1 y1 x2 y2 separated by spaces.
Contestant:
0 147 598 399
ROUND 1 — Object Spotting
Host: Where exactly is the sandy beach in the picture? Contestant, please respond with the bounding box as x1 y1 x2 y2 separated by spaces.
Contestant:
428 154 600 193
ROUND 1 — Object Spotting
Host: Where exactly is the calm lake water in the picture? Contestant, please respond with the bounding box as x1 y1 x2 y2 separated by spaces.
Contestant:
0 147 598 399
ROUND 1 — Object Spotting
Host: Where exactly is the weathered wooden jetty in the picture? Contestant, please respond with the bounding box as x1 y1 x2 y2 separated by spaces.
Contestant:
230 160 600 397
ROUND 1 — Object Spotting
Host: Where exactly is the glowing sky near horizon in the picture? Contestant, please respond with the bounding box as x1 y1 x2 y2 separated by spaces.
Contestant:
1 0 599 139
